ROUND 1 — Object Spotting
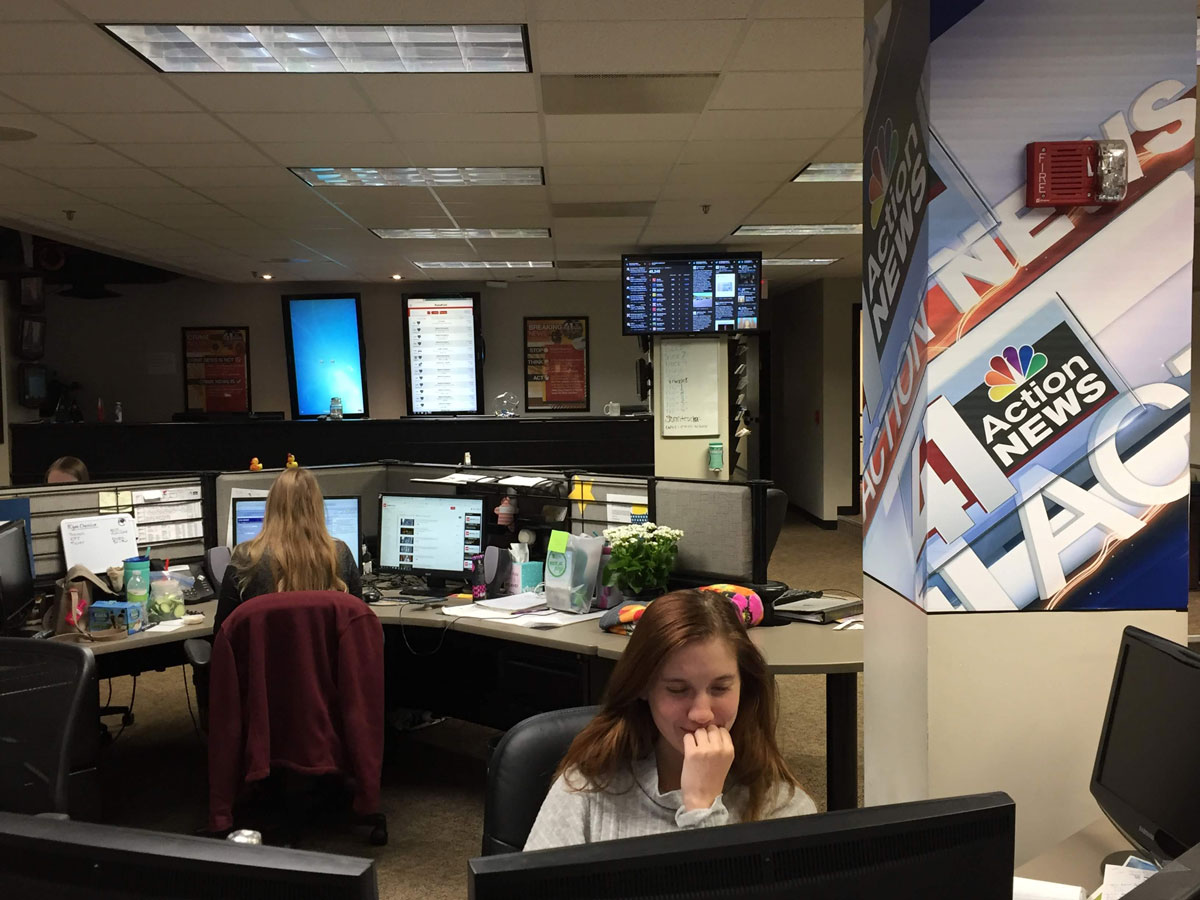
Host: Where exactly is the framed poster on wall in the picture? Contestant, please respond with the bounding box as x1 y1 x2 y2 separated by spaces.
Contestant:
524 317 589 412
182 326 251 414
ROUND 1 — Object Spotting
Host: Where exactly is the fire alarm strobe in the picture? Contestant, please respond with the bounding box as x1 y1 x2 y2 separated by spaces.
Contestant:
1025 139 1128 208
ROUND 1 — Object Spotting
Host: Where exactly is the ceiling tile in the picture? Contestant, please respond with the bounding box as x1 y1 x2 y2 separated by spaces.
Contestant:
812 137 862 163
356 73 537 113
381 113 539 143
290 0 525 20
531 0 753 19
59 112 240 143
16 166 174 188
535 21 742 74
111 143 275 167
220 113 392 144
169 74 371 114
0 142 135 167
63 0 308 17
657 182 779 204
0 2 76 20
257 141 414 167
709 71 861 110
545 164 672 184
548 184 659 203
757 0 861 16
400 142 543 166
544 114 697 143
0 114 91 143
74 185 217 205
0 74 200 113
678 139 825 165
0 23 148 74
542 74 718 115
730 19 862 71
692 109 859 141
546 141 683 166
755 182 861 213
666 162 798 183
155 166 302 188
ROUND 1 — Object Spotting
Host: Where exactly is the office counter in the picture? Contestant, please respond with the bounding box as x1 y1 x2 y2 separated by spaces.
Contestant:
10 415 654 484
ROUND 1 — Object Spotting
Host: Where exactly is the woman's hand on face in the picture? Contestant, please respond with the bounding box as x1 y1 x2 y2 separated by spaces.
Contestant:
679 724 735 811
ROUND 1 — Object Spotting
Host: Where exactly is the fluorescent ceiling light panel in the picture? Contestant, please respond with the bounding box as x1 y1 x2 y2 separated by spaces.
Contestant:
372 228 550 239
291 166 543 186
102 24 530 73
762 258 840 266
414 261 553 269
792 162 863 182
733 224 863 236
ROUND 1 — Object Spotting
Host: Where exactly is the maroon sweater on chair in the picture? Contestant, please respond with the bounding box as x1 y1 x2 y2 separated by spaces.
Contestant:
207 590 384 832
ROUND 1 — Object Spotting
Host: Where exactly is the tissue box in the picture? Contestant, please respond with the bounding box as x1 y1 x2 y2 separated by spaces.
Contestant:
89 600 145 636
508 561 543 595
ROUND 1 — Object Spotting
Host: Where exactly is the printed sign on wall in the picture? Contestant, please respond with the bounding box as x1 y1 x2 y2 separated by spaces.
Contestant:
525 317 589 412
861 0 1193 612
182 326 250 413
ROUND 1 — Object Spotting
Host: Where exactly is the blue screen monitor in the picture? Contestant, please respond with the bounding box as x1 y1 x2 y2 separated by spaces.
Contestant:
232 496 361 564
378 493 483 579
282 294 369 418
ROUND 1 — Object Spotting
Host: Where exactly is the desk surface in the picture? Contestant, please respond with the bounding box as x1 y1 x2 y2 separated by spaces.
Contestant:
83 598 864 674
1015 818 1128 893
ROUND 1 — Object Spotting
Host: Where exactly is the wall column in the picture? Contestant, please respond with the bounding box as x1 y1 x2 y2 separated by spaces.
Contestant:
861 0 1193 862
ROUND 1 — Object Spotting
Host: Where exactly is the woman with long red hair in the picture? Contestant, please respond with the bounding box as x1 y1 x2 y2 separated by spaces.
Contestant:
524 589 815 850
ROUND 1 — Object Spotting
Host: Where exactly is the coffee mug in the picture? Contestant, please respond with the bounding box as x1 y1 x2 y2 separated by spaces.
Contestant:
603 401 621 416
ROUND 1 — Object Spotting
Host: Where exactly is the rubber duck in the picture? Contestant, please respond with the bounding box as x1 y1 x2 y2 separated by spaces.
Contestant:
249 457 263 471
285 453 298 468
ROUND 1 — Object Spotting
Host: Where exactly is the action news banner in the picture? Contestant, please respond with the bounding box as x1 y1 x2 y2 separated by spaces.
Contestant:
861 0 1193 612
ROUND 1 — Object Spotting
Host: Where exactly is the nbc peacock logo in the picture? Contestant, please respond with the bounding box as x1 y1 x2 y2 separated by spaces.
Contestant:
868 120 899 228
985 344 1048 401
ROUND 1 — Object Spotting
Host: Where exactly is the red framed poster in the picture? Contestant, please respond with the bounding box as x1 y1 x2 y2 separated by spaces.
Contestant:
524 317 589 412
182 326 251 413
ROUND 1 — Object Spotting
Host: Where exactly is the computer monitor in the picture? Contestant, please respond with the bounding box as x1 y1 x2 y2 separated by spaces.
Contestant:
231 496 361 564
1091 626 1200 863
0 519 35 631
378 493 484 582
469 792 1015 900
0 810 377 898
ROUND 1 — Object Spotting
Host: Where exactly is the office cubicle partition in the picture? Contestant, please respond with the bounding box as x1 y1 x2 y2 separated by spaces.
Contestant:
0 476 208 582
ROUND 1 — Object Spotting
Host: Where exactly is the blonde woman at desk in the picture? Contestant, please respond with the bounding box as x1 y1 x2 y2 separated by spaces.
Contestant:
524 590 815 851
213 467 363 639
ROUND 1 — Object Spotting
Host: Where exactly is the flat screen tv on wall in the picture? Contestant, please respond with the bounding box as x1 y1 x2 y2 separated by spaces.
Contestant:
281 294 369 419
622 251 762 336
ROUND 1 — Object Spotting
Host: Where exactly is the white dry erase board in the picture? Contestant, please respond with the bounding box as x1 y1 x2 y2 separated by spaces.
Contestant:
60 514 139 573
660 339 720 436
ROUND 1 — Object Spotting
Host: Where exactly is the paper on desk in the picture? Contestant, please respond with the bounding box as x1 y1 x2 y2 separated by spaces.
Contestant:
474 592 546 613
507 610 603 628
1100 864 1155 899
424 473 492 484
497 475 548 487
145 619 187 631
1013 876 1086 900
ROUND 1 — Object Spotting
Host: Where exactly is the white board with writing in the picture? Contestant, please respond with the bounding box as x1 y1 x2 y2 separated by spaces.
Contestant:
60 514 140 574
660 339 720 436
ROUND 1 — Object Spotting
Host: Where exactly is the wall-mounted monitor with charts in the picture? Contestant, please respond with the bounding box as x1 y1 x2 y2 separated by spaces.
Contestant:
378 493 483 582
401 294 484 416
232 496 361 564
622 252 762 335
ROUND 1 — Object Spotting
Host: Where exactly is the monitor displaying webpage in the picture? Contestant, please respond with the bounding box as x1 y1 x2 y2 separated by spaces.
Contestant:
232 497 360 563
379 494 483 575
405 297 480 414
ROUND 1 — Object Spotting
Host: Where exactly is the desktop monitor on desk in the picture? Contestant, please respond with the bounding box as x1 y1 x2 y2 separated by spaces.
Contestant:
0 519 35 632
469 792 1015 900
232 496 361 564
378 493 483 587
1091 626 1200 864
0 810 377 898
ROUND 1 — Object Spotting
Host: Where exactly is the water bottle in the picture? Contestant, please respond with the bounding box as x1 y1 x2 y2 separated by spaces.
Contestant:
361 543 373 577
126 568 148 623
329 396 343 420
114 400 124 423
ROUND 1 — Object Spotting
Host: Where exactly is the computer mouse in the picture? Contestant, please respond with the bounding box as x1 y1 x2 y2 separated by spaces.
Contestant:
362 585 382 603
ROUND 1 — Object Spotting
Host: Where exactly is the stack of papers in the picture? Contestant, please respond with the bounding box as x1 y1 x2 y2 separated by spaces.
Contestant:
1085 860 1157 900
474 592 546 614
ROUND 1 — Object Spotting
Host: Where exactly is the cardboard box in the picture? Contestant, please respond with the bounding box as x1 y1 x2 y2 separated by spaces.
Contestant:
89 600 145 636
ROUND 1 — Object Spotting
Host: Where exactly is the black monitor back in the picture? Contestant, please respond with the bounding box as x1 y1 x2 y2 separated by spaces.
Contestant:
1091 626 1200 863
469 792 1015 900
0 519 34 630
0 811 377 899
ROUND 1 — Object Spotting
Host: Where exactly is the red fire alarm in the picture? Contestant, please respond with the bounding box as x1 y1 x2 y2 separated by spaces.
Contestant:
1025 140 1128 208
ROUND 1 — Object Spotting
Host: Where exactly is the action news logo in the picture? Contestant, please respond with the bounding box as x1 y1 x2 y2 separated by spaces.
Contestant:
954 323 1116 474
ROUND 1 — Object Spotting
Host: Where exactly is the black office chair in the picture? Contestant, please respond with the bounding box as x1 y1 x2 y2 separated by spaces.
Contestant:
0 638 98 816
481 705 599 855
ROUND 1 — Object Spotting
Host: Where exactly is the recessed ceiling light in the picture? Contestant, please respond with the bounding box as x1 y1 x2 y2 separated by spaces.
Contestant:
102 24 530 73
292 166 544 187
372 227 550 239
732 224 862 236
762 258 840 266
413 261 553 269
391 274 403 280
261 273 273 280
792 163 862 182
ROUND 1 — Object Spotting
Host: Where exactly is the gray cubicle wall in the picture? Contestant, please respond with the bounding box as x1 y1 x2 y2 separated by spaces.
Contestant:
214 465 388 548
0 476 208 581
